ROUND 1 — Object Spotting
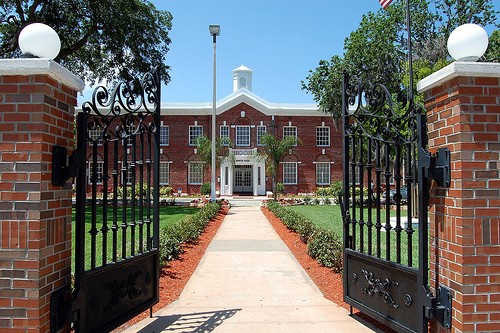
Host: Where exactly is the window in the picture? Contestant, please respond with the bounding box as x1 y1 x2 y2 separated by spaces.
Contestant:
160 126 169 146
236 126 250 147
283 162 297 185
89 128 103 146
88 161 103 184
125 163 133 185
283 126 297 146
257 126 266 146
220 125 229 146
189 125 203 146
316 126 330 147
126 124 136 146
160 162 169 185
316 162 330 185
239 77 247 89
188 162 203 185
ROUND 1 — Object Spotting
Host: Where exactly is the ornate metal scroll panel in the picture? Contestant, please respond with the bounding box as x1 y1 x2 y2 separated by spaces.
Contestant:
345 250 418 333
72 69 161 333
82 251 159 333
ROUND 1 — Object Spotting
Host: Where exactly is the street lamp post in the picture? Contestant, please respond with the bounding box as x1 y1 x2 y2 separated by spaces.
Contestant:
209 24 220 202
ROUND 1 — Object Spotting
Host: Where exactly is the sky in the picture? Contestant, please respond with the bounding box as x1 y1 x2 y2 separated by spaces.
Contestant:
79 0 499 106
153 0 383 104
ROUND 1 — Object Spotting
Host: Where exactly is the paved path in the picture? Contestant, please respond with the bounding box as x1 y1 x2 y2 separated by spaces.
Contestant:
122 203 376 332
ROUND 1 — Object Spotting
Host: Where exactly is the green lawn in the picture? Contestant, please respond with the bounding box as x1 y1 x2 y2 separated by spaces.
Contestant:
72 205 199 271
288 205 420 268
289 205 343 234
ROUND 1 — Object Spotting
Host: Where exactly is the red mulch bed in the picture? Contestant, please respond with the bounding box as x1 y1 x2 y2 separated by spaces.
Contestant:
118 204 395 332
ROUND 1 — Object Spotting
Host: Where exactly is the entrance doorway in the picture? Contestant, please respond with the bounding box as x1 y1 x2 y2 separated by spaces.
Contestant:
234 165 252 193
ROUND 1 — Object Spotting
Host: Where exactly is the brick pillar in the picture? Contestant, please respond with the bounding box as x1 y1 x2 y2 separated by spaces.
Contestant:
418 62 500 333
0 59 84 333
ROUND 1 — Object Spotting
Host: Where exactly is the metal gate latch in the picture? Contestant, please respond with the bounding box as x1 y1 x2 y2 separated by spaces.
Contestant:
425 286 452 329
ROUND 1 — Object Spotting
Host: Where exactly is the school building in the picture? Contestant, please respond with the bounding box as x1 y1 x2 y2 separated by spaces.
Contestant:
85 65 343 196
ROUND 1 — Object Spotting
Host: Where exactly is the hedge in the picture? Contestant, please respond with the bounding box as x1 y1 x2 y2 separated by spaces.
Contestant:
267 200 343 272
159 201 221 265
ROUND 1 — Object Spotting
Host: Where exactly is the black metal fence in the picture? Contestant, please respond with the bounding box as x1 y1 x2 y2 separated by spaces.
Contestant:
341 72 428 333
72 70 161 332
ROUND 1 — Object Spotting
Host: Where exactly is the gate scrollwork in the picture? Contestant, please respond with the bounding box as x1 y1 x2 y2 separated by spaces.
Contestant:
360 269 400 309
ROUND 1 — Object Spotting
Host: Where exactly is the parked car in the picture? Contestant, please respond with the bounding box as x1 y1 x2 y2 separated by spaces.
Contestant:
382 185 408 204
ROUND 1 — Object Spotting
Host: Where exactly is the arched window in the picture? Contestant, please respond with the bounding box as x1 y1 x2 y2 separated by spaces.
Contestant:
239 77 247 89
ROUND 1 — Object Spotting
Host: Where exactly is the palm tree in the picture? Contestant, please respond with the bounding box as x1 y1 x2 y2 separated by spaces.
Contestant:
258 133 298 200
196 135 234 186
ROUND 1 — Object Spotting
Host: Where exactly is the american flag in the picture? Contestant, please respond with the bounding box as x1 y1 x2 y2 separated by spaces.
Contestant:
379 0 393 9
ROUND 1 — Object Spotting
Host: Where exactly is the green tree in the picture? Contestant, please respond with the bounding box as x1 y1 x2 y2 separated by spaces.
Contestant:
196 135 233 174
302 0 498 119
484 29 500 62
0 0 172 84
300 56 347 122
435 0 498 36
258 133 299 200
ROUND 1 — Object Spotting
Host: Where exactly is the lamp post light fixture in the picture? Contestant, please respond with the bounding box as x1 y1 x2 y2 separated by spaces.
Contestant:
447 23 489 62
209 24 220 202
18 23 61 59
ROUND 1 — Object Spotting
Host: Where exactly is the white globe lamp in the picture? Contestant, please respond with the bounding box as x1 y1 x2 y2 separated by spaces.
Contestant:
447 23 489 61
18 23 61 59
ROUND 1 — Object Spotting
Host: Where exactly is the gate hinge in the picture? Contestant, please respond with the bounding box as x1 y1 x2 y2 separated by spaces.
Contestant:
51 145 81 186
421 147 451 187
50 286 71 333
425 286 452 329
430 148 451 187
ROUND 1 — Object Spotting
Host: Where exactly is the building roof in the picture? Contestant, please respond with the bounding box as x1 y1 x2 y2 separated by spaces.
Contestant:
161 87 321 117
232 64 253 72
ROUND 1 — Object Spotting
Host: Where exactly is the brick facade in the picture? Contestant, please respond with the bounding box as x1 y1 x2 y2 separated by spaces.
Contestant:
418 62 500 333
0 59 84 333
156 101 342 195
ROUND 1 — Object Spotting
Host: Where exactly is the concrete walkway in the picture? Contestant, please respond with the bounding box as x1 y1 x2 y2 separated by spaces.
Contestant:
122 204 376 332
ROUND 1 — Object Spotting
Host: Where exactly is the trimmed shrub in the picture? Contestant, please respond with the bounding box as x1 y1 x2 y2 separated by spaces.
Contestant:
267 200 343 272
315 181 344 199
330 181 343 197
159 186 173 196
315 187 332 197
200 182 211 196
159 201 221 265
276 182 284 195
307 229 343 272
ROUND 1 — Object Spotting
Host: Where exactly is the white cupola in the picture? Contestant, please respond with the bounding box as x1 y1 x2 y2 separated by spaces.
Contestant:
232 65 253 92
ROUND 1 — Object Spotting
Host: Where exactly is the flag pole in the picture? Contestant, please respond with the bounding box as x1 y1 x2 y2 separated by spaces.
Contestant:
405 0 414 104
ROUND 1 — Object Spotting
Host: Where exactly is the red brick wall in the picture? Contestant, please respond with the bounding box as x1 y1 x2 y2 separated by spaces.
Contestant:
423 72 500 333
0 73 78 332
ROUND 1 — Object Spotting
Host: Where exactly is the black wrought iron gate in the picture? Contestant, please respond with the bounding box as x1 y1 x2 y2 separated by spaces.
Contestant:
69 70 161 332
340 72 451 333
